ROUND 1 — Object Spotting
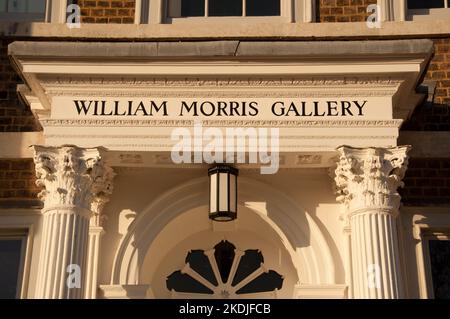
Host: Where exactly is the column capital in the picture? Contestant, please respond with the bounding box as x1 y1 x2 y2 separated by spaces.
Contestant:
33 145 115 214
334 146 410 216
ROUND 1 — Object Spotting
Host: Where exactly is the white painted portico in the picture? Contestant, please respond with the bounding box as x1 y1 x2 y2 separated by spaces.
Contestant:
8 39 433 299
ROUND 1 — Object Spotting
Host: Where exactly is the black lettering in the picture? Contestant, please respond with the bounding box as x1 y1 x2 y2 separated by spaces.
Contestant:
100 100 113 116
133 101 149 116
327 101 339 116
248 101 259 116
300 101 313 117
229 101 240 116
74 100 93 115
93 100 99 116
127 100 133 116
286 102 300 116
341 101 353 116
271 102 285 117
114 101 126 116
180 101 198 116
217 101 228 117
313 101 326 117
354 100 367 116
149 101 168 116
200 101 215 116
241 101 247 116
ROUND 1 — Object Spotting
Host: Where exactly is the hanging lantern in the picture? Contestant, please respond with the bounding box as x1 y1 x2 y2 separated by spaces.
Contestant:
208 165 238 222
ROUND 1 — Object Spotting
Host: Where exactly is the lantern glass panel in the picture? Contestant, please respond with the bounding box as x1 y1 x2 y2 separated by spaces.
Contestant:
210 173 217 213
230 174 237 213
219 172 229 212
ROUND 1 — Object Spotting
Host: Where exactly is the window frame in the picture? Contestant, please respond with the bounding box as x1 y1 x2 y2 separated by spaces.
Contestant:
0 0 71 23
364 0 450 22
405 0 450 21
136 0 315 24
167 0 286 21
0 228 30 299
421 230 450 299
413 223 450 299
0 0 49 22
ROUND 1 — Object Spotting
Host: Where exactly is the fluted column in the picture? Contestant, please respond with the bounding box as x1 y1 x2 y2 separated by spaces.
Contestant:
334 146 409 299
33 146 114 299
84 213 107 299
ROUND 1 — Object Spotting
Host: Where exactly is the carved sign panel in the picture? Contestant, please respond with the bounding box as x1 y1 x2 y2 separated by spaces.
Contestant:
51 97 392 120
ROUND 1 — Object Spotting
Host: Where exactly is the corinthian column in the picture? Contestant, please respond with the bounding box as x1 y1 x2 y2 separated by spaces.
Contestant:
334 146 409 299
84 210 108 299
33 146 114 299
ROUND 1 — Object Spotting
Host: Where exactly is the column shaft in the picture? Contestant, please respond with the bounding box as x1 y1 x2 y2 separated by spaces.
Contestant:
334 146 410 299
33 146 114 299
36 209 90 298
350 211 403 298
85 226 104 299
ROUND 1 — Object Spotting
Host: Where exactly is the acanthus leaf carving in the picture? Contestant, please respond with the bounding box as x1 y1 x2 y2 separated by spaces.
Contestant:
33 145 115 215
333 146 410 216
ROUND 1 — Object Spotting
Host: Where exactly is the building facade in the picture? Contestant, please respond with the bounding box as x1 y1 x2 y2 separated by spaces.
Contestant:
0 0 449 299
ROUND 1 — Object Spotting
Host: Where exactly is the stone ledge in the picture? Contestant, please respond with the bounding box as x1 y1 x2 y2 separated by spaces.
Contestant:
0 20 449 40
8 39 434 59
98 284 152 299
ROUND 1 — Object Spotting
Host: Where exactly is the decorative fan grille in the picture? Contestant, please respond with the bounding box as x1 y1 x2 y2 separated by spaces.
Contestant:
166 240 284 298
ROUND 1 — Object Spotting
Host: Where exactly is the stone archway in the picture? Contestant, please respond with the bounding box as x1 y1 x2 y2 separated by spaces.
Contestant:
108 176 340 298
143 205 298 299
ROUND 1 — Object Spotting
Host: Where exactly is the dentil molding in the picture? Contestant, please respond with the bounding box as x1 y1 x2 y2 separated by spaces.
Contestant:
40 76 404 87
40 119 403 128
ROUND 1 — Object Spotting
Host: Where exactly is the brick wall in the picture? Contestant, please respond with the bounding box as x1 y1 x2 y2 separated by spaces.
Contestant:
76 0 136 24
400 158 450 206
398 39 450 206
317 0 377 22
1 32 450 207
0 159 41 205
0 39 40 132
403 39 450 131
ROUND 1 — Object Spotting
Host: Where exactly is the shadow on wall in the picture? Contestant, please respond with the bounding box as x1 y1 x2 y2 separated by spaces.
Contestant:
402 102 450 131
1 26 41 133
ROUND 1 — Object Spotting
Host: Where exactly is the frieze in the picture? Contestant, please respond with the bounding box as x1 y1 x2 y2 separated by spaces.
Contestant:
44 134 397 140
40 119 403 128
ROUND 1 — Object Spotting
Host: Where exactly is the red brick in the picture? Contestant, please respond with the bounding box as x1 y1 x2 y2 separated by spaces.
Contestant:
79 0 135 23
318 0 377 22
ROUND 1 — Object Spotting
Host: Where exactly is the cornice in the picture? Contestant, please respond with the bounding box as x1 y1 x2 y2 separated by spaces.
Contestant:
41 77 404 87
46 90 398 98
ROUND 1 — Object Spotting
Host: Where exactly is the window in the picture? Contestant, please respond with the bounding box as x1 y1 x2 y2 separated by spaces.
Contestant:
166 240 284 298
407 0 449 9
407 0 450 20
429 240 450 299
0 230 28 299
169 0 281 18
138 0 313 24
0 0 47 21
